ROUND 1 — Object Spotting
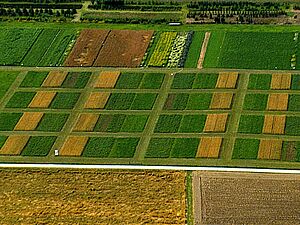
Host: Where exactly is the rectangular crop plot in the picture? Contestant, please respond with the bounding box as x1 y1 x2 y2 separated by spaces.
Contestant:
145 138 174 158
130 93 157 110
0 71 19 101
267 93 289 111
163 93 189 110
50 92 80 109
184 31 205 68
20 71 48 87
14 112 44 131
94 114 125 132
203 113 228 132
170 138 199 158
263 115 286 135
21 136 56 156
61 72 91 89
84 92 110 109
140 73 165 89
288 95 300 111
282 141 300 162
94 71 120 88
28 91 56 108
36 113 69 132
270 73 291 90
210 93 233 109
232 138 260 159
186 93 212 110
291 74 300 90
60 136 89 156
82 137 115 158
115 73 143 89
238 115 264 134
243 94 268 111
192 73 219 89
197 137 222 158
73 114 99 132
216 72 238 89
0 135 30 155
178 115 206 133
6 92 35 108
105 93 135 110
154 114 182 133
171 73 195 89
258 139 282 160
247 74 271 90
42 71 68 87
0 113 22 131
120 115 149 132
285 116 300 136
109 138 139 158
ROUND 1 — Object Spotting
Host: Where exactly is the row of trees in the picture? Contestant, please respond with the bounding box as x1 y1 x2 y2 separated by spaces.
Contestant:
5 0 82 3
0 7 76 17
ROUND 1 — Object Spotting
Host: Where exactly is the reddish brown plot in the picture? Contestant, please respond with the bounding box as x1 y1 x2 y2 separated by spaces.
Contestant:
42 71 68 87
271 73 291 90
204 114 228 132
258 139 282 160
197 32 211 69
14 112 44 131
94 71 120 88
84 92 110 109
263 115 286 134
60 136 89 156
73 114 99 132
0 135 30 155
64 29 110 67
28 91 56 108
267 94 289 111
94 30 154 67
197 137 222 158
210 93 233 109
216 72 239 89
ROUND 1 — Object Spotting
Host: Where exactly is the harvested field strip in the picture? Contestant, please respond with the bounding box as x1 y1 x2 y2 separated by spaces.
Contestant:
210 93 233 109
14 112 44 131
197 32 211 69
28 91 56 108
94 71 120 88
197 137 222 158
60 136 89 156
0 135 30 155
258 139 282 160
263 115 286 135
267 93 289 111
73 114 99 132
42 71 68 87
203 113 228 132
84 92 110 109
271 73 291 90
64 29 110 67
216 72 238 88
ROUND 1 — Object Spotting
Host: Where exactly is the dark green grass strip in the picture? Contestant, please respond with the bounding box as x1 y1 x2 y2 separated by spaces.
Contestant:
232 138 260 159
36 113 69 132
115 73 144 89
145 138 174 158
109 138 140 158
154 114 182 133
285 116 300 136
238 115 264 134
170 138 199 158
6 92 35 108
50 92 80 109
291 75 300 90
247 74 271 90
105 93 135 110
20 71 48 87
0 113 22 131
62 72 91 89
179 115 206 133
121 115 149 132
0 71 19 100
140 73 165 89
192 73 218 89
82 137 115 158
171 73 195 89
243 94 268 111
186 93 212 110
184 32 205 68
288 95 300 111
21 136 56 156
130 93 157 110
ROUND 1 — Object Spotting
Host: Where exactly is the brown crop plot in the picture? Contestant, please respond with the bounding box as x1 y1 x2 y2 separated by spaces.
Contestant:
204 113 228 132
84 92 110 109
271 73 291 89
216 72 239 88
258 139 282 160
210 93 233 109
42 71 68 87
196 137 222 158
60 136 89 156
263 115 286 134
14 112 44 131
267 93 289 111
28 91 56 108
197 32 211 69
0 135 30 155
94 30 154 67
73 114 99 132
64 30 110 67
94 71 120 88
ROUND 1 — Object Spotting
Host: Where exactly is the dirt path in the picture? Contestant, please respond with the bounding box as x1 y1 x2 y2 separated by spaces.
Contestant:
72 1 90 22
197 32 211 69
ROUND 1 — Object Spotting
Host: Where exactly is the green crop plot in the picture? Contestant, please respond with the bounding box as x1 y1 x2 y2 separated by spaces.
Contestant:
186 93 212 110
50 92 80 109
62 72 91 89
140 73 165 89
21 136 56 156
171 73 195 89
6 92 35 108
105 93 135 110
184 32 205 68
20 71 48 87
291 75 300 90
115 73 144 89
192 73 218 89
288 95 300 111
178 115 206 133
154 114 182 133
164 93 189 110
130 93 157 110
95 114 125 133
243 94 268 111
0 113 22 131
0 71 19 100
36 113 69 132
285 116 300 136
0 136 7 148
247 74 271 90
203 31 225 68
170 138 199 158
232 138 260 159
109 138 139 158
145 138 174 158
121 115 149 132
82 137 115 158
238 115 264 134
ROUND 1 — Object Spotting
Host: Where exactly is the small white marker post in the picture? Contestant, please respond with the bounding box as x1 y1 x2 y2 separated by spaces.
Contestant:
54 149 59 156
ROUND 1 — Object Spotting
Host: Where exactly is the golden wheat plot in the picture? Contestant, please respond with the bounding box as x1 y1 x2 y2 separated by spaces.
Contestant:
73 114 99 132
0 136 30 155
197 137 222 158
216 72 238 88
263 115 286 135
94 71 120 88
14 112 44 131
29 91 56 108
271 73 291 90
204 114 228 132
84 92 110 109
42 71 68 87
258 139 282 160
60 136 89 156
267 93 289 111
210 93 233 109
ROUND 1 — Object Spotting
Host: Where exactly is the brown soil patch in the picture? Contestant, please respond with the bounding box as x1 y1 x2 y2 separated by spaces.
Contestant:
258 139 282 160
28 91 56 108
0 169 186 224
94 30 154 67
163 94 176 110
42 71 68 87
84 92 110 109
14 112 44 131
285 141 297 161
60 136 89 156
271 73 291 90
0 135 30 155
216 72 239 89
73 114 99 132
267 93 289 111
62 72 80 88
94 71 120 88
262 115 286 134
210 93 233 109
204 113 228 132
196 137 222 158
197 32 211 69
64 29 110 67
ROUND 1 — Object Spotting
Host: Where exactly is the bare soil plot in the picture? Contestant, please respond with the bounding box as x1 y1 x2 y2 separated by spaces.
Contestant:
197 32 211 69
42 71 68 87
64 29 110 67
84 92 110 109
94 30 154 67
193 171 300 225
204 113 228 132
0 135 30 155
210 93 233 109
14 112 44 131
60 136 89 156
94 71 120 88
258 139 282 160
263 115 286 134
196 137 222 158
216 72 239 88
73 114 99 132
267 93 289 111
285 141 297 161
271 73 291 89
28 91 56 108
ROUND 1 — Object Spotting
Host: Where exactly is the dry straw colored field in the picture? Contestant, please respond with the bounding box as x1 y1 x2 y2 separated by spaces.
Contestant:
29 91 56 108
262 115 286 134
216 72 238 89
0 169 186 225
84 92 110 109
42 71 68 87
271 73 291 89
258 139 282 160
210 93 233 109
14 112 44 131
197 137 222 158
60 136 89 156
0 135 29 155
267 93 289 111
73 113 99 132
94 71 120 88
204 113 228 132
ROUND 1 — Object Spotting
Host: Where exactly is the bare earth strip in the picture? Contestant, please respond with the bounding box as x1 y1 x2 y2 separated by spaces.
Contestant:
267 93 289 111
204 113 228 133
193 171 300 225
263 115 286 134
197 32 211 69
216 72 239 89
197 137 222 158
258 139 282 160
73 113 99 132
29 91 56 108
0 136 30 155
14 112 44 131
271 73 291 90
210 93 233 109
94 71 120 88
60 136 89 156
84 92 110 109
42 71 68 87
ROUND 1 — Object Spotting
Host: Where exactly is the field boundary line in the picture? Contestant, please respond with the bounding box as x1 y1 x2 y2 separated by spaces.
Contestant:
197 32 211 69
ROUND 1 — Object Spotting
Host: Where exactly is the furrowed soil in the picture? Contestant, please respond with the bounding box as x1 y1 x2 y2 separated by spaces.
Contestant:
216 72 238 88
29 91 56 108
197 137 222 158
84 92 110 109
14 112 44 131
271 73 291 90
42 71 68 87
258 139 282 160
60 136 89 156
0 169 186 225
73 113 99 132
0 135 30 155
94 71 120 88
267 93 289 111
